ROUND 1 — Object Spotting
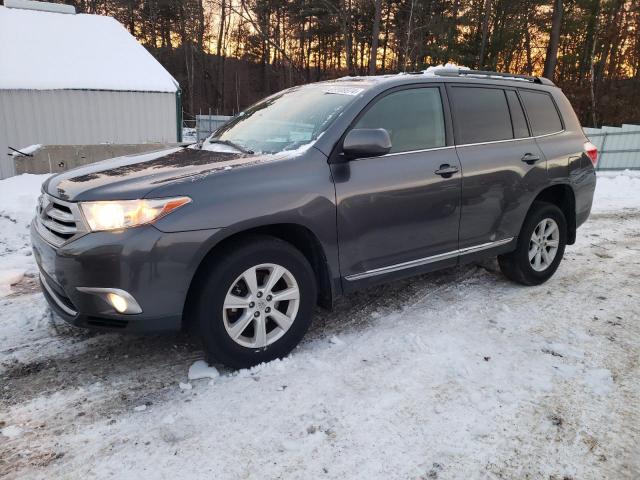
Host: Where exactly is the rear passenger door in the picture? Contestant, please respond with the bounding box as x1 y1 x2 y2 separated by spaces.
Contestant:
518 89 567 180
447 84 547 250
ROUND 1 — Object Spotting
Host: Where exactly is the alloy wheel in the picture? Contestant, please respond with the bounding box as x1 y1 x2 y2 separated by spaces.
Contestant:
528 218 560 272
222 263 300 348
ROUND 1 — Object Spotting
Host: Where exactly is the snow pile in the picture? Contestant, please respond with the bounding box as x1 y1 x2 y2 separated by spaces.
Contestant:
1 424 23 439
592 169 640 213
0 173 49 297
0 6 177 92
187 360 219 381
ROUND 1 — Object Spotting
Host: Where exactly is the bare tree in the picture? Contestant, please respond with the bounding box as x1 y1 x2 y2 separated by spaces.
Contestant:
216 0 227 111
402 0 415 72
369 0 382 75
543 0 563 80
73 0 640 125
478 0 492 68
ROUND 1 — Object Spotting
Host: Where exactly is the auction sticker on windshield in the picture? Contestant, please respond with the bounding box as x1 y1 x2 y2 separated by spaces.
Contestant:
322 86 365 96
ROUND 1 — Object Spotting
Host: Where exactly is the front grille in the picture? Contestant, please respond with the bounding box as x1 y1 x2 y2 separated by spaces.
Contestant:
36 194 88 247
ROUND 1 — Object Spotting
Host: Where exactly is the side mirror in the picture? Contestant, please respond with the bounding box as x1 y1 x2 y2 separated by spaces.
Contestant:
342 128 392 159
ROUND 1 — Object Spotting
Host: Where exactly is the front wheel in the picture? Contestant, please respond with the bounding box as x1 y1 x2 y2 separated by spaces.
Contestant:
193 236 317 369
498 202 567 286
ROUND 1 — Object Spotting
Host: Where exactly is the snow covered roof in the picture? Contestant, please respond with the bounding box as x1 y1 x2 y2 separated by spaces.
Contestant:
0 6 178 92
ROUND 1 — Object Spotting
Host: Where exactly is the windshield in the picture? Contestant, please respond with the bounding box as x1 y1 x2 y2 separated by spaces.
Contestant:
205 84 363 154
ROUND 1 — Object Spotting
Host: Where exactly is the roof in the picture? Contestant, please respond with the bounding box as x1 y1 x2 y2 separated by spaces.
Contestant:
0 6 178 92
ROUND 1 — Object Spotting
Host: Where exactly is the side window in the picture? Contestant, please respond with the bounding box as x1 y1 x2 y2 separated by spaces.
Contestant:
449 87 513 144
505 90 530 138
354 88 446 154
519 90 563 136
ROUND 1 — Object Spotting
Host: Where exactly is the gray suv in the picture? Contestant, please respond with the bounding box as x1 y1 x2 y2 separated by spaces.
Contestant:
31 68 597 368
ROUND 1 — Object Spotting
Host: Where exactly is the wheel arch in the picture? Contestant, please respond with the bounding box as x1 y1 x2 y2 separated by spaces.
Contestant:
182 223 334 330
528 183 577 244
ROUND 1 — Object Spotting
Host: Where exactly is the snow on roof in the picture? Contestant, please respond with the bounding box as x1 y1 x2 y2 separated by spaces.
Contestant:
0 6 178 92
422 63 471 75
336 63 471 83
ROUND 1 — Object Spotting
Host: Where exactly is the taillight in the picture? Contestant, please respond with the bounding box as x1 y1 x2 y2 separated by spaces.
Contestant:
584 141 598 167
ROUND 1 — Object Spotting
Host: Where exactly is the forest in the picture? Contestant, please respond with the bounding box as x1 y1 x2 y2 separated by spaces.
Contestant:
59 0 639 127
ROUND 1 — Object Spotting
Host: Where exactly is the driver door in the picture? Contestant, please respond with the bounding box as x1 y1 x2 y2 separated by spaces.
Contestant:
330 85 462 289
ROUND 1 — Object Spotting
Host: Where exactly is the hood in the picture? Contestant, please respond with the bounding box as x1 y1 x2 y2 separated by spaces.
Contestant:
44 147 258 201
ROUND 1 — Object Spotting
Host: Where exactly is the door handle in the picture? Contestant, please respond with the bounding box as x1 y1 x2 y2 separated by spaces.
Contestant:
434 164 459 178
521 153 541 165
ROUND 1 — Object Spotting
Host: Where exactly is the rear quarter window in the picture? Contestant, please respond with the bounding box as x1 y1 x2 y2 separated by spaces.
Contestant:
519 90 563 136
449 86 513 144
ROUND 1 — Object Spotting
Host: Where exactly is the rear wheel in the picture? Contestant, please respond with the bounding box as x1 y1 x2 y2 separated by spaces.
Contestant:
194 236 316 368
498 202 567 286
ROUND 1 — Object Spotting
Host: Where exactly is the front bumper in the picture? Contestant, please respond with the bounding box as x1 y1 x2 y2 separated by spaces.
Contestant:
30 220 221 333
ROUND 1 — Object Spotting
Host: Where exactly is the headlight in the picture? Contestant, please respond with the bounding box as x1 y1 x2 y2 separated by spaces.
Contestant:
79 197 191 232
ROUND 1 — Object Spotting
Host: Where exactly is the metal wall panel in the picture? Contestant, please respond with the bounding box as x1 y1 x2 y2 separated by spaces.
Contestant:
196 115 232 142
0 89 177 179
584 124 640 170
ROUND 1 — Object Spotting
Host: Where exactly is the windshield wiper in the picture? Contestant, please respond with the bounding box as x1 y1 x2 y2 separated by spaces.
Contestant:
208 139 254 154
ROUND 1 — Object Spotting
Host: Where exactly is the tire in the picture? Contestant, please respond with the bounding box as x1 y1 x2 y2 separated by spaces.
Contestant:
498 201 567 286
193 235 316 369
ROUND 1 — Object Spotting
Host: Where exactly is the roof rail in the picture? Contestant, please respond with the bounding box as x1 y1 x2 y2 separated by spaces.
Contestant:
432 68 555 86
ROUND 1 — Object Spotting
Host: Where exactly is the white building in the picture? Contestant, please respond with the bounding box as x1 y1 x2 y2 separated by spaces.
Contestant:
0 0 181 179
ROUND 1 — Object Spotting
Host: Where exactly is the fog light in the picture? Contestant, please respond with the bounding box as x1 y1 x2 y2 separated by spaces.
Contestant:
77 287 143 314
107 293 128 313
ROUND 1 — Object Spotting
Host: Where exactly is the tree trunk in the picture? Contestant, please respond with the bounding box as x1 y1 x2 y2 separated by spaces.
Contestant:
589 3 600 127
403 0 415 72
344 0 354 75
380 1 391 73
478 0 492 68
369 0 382 75
521 0 536 74
216 0 227 111
593 0 623 86
127 0 135 35
579 0 600 81
543 0 563 80
604 0 625 78
445 0 461 63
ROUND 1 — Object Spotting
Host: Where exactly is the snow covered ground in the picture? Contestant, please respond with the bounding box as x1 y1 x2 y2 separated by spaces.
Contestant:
1 171 639 479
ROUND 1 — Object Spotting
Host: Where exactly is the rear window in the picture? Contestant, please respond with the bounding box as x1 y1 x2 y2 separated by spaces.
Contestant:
449 87 513 144
519 90 563 136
